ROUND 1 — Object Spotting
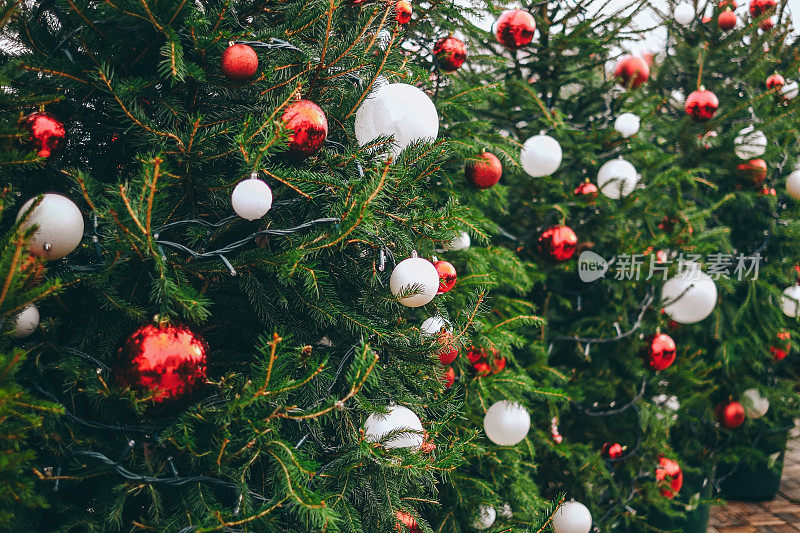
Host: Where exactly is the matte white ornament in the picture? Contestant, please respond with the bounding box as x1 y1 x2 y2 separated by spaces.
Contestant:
661 263 718 324
483 400 530 446
552 501 593 533
674 1 695 25
498 503 513 519
363 404 423 449
742 389 769 419
421 316 449 337
472 505 496 530
786 170 800 199
597 158 638 199
781 80 799 100
17 194 84 260
444 231 471 251
733 126 767 160
781 285 800 317
390 255 439 307
354 83 439 158
232 178 273 220
11 304 39 338
520 134 562 177
614 113 640 138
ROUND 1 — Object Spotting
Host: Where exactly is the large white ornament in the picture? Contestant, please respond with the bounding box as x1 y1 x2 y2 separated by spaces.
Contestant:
781 285 800 317
390 255 439 307
472 505 496 530
786 170 800 199
733 126 768 160
742 389 769 419
520 134 562 177
444 231 471 251
421 316 449 336
674 1 695 25
552 501 593 533
661 263 718 324
614 113 640 138
597 158 638 199
363 404 424 449
232 178 272 220
17 194 84 260
11 304 39 338
354 83 439 158
483 400 530 446
781 80 799 100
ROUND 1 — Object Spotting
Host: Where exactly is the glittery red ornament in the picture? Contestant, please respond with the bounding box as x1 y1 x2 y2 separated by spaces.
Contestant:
466 346 483 364
437 331 459 365
538 225 578 261
736 158 767 185
494 9 536 49
395 511 422 533
433 260 457 294
466 152 502 189
685 88 719 121
655 457 683 499
220 43 258 82
648 333 676 371
281 100 328 157
473 361 492 375
442 366 455 388
114 324 207 403
767 73 785 90
602 442 624 459
394 0 412 24
716 400 746 428
718 9 737 29
720 0 737 8
492 356 506 374
614 56 650 89
760 17 774 30
23 112 66 158
574 180 598 198
749 0 776 17
770 331 791 361
433 36 466 72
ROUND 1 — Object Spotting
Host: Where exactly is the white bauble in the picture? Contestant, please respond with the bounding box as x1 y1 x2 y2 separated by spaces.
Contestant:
17 194 84 260
781 80 799 100
472 505 496 530
11 304 39 338
354 83 439 158
520 134 562 177
552 501 593 533
661 263 718 324
421 316 449 336
742 389 769 419
232 178 273 220
498 502 513 519
781 285 800 317
670 89 686 108
444 231 471 251
674 1 695 25
597 158 638 199
390 256 439 307
786 170 800 199
614 113 640 138
483 400 530 446
733 126 767 160
363 405 423 449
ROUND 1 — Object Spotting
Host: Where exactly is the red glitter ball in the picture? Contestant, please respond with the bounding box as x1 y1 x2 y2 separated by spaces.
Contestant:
716 400 746 429
442 366 455 388
494 9 536 49
466 346 483 364
720 0 737 8
433 260 457 294
394 0 412 24
220 44 258 82
466 152 502 189
648 333 676 371
767 73 785 90
473 361 492 375
656 457 683 499
749 0 777 17
395 511 421 533
114 324 207 403
685 88 719 121
614 56 650 89
281 100 328 157
23 112 66 158
602 442 624 459
538 225 578 261
433 36 467 72
737 158 767 185
718 9 737 29
574 180 598 197
770 331 791 361
492 356 506 373
437 331 459 365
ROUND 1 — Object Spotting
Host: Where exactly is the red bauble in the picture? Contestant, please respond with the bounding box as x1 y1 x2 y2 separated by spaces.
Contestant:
433 36 466 72
473 361 492 375
23 112 66 158
494 9 536 49
433 260 457 294
737 158 767 185
395 511 422 533
770 331 791 361
220 44 258 82
759 185 777 196
767 73 785 90
760 17 774 30
466 346 483 364
614 56 650 89
442 366 455 388
281 100 328 157
437 331 459 365
716 400 746 429
720 0 737 8
749 0 776 16
574 180 598 200
492 356 506 373
718 9 738 29
648 333 676 371
656 457 683 499
114 324 207 403
602 442 624 459
394 0 412 24
685 88 719 121
466 152 502 189
538 225 578 261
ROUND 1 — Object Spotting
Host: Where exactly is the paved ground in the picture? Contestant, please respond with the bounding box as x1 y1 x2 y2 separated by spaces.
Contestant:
708 427 800 532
